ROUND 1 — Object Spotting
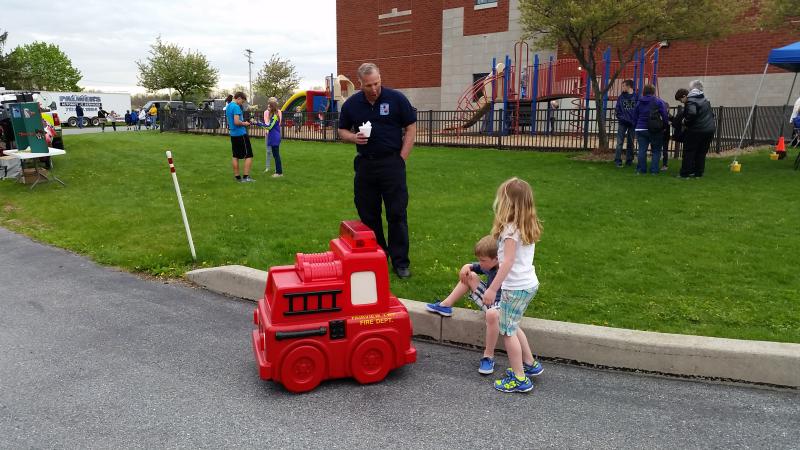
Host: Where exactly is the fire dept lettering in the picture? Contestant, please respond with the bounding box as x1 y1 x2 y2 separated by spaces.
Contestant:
351 312 396 326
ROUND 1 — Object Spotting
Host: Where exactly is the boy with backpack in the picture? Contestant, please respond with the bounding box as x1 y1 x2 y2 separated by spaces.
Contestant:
632 84 669 175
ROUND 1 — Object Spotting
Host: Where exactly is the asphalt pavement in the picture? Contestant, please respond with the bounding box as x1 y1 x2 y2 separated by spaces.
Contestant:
1 227 798 449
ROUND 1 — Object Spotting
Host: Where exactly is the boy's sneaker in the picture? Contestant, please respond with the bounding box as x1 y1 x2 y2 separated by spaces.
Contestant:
425 301 452 317
506 361 543 378
478 357 495 375
524 360 544 377
494 372 533 393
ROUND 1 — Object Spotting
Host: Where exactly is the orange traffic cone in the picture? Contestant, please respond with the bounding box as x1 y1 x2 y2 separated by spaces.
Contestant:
776 136 786 152
776 136 787 159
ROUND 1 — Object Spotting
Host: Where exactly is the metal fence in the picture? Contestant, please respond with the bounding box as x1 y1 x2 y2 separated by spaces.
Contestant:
161 105 793 153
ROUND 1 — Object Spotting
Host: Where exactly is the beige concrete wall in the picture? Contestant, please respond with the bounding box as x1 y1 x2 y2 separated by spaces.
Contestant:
398 87 442 112
440 0 556 111
659 74 800 107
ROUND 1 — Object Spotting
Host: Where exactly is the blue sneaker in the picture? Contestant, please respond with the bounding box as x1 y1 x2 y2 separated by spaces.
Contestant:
524 360 544 377
478 357 495 375
425 301 452 317
505 362 543 379
494 372 533 393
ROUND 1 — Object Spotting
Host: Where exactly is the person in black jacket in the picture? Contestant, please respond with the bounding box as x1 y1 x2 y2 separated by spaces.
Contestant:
97 108 108 132
661 101 671 171
75 103 85 128
669 89 689 169
680 81 716 178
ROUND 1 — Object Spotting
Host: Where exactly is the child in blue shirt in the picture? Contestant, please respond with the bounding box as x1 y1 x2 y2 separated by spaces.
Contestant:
426 235 540 376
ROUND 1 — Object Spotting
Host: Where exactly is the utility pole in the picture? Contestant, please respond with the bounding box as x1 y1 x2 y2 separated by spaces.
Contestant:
244 49 253 102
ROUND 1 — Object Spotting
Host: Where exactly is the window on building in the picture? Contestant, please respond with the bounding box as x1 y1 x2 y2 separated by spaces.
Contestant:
350 271 378 305
475 0 498 9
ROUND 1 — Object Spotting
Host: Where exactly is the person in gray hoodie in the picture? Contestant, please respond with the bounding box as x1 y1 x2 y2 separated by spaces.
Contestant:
614 79 638 167
679 80 716 178
632 84 669 174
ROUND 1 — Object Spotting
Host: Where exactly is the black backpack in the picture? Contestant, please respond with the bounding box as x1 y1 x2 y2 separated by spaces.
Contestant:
647 101 664 134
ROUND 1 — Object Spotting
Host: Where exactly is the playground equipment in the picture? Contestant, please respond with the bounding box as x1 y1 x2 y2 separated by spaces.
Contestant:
281 74 355 128
251 220 417 393
450 41 661 136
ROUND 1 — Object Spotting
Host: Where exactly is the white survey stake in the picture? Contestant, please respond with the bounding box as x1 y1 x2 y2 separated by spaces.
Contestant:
166 150 196 261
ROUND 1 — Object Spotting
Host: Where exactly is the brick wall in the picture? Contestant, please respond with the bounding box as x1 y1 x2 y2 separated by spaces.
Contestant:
657 31 800 77
336 0 514 91
555 30 800 78
463 0 510 36
337 1 800 100
337 0 443 90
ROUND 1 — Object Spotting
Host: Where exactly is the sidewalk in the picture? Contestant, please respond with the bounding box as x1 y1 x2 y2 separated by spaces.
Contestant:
186 265 800 388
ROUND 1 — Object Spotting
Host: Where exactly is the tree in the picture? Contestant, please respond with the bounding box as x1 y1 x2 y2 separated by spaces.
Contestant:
519 0 747 152
758 0 798 27
4 41 82 91
131 92 170 109
253 54 300 104
0 30 9 87
137 37 218 106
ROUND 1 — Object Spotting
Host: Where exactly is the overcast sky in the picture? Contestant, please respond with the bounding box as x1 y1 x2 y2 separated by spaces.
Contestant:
3 0 337 94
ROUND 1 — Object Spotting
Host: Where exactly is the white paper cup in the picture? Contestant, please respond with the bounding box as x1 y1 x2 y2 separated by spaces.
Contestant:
359 126 372 137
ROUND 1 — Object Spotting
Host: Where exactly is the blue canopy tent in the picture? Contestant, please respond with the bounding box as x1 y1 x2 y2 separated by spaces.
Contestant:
738 41 800 149
768 41 800 72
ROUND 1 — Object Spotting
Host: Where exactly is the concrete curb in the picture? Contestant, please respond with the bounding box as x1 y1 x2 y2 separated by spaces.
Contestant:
185 265 266 301
186 265 800 387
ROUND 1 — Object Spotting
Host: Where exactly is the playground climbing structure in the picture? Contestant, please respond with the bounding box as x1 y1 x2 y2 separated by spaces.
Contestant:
449 41 662 136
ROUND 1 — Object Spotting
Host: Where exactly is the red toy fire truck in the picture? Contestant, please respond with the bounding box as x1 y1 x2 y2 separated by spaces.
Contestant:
251 220 417 393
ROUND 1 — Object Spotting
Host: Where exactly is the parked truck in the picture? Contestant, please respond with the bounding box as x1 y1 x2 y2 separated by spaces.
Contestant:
36 91 132 127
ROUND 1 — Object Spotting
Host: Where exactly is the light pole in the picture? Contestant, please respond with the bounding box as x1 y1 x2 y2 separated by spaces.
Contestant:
244 49 254 101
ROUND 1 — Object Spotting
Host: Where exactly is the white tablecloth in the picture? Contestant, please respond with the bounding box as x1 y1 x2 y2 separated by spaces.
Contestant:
4 148 67 160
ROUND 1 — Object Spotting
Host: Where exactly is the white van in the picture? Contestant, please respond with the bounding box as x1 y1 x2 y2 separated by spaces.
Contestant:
38 91 132 127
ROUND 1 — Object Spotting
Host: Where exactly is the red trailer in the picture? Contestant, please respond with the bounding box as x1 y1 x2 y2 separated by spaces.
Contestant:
251 221 417 393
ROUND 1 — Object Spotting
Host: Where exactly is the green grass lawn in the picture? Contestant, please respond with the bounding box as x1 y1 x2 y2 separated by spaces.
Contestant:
2 131 798 343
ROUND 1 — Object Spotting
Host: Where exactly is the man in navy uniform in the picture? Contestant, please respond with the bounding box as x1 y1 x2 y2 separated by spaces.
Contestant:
338 63 417 279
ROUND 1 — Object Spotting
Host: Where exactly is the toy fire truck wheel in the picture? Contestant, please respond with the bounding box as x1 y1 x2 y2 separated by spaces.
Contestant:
280 345 326 393
351 337 393 384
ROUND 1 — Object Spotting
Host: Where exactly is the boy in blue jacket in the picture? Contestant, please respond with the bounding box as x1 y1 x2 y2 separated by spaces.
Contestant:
632 84 669 174
614 79 638 167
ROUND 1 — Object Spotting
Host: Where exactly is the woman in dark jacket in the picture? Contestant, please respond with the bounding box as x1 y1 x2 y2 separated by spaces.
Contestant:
680 80 716 178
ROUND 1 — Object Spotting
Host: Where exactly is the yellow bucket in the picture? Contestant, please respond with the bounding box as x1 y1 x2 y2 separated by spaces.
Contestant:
770 152 779 160
730 161 742 173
